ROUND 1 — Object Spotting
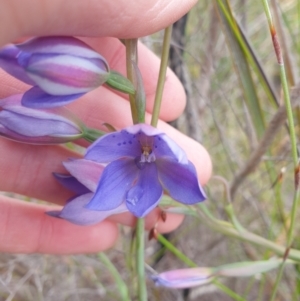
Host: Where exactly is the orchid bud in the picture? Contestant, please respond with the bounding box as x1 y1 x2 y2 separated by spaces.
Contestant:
0 94 85 144
0 36 110 108
151 268 213 289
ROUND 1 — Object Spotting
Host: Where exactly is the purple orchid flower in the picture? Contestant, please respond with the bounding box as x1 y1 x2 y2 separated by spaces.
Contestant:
0 94 85 144
47 159 128 225
0 36 109 108
84 123 206 218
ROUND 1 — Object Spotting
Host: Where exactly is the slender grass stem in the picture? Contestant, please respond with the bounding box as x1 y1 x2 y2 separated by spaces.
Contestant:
151 25 172 127
125 39 139 124
98 253 131 301
252 3 298 299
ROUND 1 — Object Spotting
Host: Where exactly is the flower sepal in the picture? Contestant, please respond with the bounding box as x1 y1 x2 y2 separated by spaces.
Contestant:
105 70 135 95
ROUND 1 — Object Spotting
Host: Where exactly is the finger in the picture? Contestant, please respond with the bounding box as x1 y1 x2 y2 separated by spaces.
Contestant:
0 0 197 46
0 195 118 254
0 37 186 121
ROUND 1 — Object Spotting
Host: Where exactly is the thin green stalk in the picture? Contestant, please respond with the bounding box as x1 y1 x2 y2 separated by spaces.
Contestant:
136 218 147 301
98 253 131 301
151 25 172 127
125 39 139 124
261 2 299 299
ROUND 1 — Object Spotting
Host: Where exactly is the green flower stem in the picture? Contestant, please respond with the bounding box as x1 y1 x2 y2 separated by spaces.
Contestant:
261 1 299 299
98 253 131 301
136 218 147 301
151 25 172 127
125 39 139 124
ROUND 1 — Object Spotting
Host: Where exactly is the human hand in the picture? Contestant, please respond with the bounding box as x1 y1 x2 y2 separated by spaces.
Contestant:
0 0 212 254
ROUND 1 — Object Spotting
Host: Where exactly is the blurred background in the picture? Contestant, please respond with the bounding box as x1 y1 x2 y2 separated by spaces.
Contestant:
1 0 300 300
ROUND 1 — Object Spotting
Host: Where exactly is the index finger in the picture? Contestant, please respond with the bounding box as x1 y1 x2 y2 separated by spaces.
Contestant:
0 0 197 46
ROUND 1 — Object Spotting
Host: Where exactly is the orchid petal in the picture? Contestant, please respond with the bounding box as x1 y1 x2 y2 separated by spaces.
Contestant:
153 134 188 164
86 158 138 211
157 159 206 204
47 193 128 225
63 159 104 192
0 45 35 85
126 163 163 217
53 173 91 195
22 87 84 108
151 268 213 289
85 130 142 162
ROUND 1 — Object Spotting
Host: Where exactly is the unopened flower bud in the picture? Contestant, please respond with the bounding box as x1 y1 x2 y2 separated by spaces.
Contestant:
0 94 85 144
0 36 110 108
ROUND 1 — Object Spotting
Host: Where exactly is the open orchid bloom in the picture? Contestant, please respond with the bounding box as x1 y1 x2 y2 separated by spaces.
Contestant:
47 159 128 225
0 36 109 108
84 123 206 218
0 94 85 144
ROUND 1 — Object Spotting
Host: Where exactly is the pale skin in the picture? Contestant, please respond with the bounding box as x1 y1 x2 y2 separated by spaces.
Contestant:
0 0 212 254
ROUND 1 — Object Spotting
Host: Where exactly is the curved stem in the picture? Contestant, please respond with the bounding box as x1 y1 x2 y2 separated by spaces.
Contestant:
151 25 173 127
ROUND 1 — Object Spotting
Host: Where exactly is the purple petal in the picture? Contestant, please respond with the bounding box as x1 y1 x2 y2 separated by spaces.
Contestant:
86 158 138 211
126 163 163 217
0 45 35 85
85 129 142 162
17 36 105 60
22 86 84 108
63 159 104 192
46 193 128 225
22 53 108 95
156 159 206 204
53 173 91 195
151 268 213 289
153 134 188 164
